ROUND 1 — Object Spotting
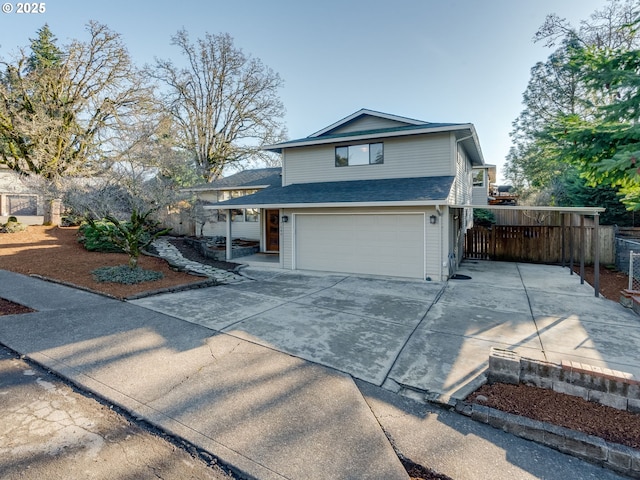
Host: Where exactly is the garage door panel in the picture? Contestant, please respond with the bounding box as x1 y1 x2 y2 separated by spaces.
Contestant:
295 214 425 279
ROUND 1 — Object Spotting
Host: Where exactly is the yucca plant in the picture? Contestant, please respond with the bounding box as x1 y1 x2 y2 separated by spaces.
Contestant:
88 208 171 268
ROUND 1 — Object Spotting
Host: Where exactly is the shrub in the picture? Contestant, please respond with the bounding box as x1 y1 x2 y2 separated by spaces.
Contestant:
473 208 496 227
91 265 164 284
78 221 125 252
7 216 18 223
1 219 27 233
100 210 170 268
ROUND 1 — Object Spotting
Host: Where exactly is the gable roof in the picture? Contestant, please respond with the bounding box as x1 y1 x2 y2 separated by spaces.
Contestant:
184 167 282 192
309 108 428 137
264 109 484 166
212 175 455 209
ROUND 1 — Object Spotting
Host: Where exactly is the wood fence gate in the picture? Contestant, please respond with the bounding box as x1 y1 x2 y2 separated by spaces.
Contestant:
464 225 614 264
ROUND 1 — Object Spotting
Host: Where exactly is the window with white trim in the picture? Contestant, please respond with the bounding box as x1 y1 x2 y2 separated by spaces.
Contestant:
472 169 485 187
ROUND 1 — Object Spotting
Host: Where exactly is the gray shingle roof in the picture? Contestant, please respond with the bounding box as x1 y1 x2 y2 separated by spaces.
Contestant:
185 167 282 191
215 176 455 207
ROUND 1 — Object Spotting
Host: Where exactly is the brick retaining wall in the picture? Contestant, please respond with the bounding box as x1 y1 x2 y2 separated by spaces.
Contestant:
454 347 640 477
487 348 640 412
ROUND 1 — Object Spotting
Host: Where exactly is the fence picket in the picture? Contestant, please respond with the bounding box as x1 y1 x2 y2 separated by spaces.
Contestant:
465 225 614 264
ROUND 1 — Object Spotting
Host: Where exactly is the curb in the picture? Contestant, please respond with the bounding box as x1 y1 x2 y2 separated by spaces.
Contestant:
28 273 219 302
124 278 220 300
455 401 640 478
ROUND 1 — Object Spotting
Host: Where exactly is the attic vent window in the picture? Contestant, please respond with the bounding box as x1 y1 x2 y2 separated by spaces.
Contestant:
335 143 383 167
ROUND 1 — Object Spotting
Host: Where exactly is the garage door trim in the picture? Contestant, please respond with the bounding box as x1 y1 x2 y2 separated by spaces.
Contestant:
292 212 426 279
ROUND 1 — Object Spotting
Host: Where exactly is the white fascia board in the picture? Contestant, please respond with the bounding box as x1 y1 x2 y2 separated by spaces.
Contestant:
183 185 270 192
456 125 484 166
264 124 473 152
205 200 449 210
460 205 606 214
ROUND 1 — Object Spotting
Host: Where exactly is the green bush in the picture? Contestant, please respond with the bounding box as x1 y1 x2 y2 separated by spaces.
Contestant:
473 208 496 227
7 216 18 223
1 220 27 233
78 221 126 253
91 265 164 284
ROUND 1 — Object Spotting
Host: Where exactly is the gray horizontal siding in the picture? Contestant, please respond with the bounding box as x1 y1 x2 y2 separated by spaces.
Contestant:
472 187 489 205
283 133 453 186
328 116 413 135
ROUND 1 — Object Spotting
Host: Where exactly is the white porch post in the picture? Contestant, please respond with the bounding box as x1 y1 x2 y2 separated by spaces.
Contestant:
225 209 232 261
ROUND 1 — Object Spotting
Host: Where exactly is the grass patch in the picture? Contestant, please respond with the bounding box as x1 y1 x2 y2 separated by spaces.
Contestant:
92 265 164 284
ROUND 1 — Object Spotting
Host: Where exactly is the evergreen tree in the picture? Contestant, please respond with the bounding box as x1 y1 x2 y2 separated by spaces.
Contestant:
27 24 63 71
505 0 640 219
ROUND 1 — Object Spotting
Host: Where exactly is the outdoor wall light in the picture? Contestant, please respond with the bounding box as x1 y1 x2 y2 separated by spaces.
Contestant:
429 215 437 225
281 215 289 223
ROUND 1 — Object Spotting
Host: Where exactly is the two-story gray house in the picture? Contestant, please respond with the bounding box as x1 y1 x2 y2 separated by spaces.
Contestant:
215 109 485 281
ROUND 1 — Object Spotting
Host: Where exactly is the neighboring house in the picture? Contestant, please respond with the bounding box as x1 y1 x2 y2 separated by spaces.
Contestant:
214 109 486 280
0 165 43 224
184 167 282 238
471 164 496 205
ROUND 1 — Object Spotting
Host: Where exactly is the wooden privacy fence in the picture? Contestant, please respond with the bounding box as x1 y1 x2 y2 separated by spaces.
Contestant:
465 225 615 264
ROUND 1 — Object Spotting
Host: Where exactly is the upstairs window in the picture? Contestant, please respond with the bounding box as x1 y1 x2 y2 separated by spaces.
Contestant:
472 169 485 187
335 143 383 167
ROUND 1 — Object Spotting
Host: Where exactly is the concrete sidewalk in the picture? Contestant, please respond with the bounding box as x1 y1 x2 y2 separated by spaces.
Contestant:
0 270 405 480
0 268 630 479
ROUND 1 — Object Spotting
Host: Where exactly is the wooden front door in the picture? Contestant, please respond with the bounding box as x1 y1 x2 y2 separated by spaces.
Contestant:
265 209 280 252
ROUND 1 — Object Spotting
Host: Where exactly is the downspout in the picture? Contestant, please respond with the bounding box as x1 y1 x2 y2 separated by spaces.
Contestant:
436 205 443 281
453 133 476 277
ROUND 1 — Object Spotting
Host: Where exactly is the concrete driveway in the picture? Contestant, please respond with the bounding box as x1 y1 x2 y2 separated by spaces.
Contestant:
130 261 640 402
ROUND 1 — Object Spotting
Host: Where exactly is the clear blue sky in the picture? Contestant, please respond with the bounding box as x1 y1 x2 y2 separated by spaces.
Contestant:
0 0 608 182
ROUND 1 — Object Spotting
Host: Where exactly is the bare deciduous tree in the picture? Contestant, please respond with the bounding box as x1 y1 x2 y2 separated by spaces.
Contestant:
152 30 286 182
0 22 151 183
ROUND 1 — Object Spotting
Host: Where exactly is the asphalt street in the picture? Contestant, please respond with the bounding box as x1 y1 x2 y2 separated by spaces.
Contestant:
0 344 236 480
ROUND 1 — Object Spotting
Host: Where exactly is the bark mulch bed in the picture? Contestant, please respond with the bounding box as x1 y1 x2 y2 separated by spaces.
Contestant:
0 225 204 299
467 382 640 450
572 264 628 301
0 297 35 316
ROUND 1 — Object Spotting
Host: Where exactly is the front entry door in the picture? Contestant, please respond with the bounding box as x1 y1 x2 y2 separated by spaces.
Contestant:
265 209 280 252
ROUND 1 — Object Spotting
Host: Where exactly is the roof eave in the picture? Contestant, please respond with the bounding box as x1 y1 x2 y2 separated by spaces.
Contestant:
459 205 606 214
183 184 271 193
205 199 450 210
264 124 475 153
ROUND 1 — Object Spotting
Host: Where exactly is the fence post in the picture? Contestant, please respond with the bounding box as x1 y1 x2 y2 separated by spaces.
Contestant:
561 214 566 267
630 251 635 291
569 215 574 275
579 215 585 284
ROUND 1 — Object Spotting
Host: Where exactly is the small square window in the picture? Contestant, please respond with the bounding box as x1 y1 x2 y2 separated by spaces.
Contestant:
245 208 259 222
473 170 485 187
335 146 349 167
231 209 245 222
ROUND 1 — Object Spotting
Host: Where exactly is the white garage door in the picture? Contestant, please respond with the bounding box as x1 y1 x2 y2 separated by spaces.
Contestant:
294 214 425 279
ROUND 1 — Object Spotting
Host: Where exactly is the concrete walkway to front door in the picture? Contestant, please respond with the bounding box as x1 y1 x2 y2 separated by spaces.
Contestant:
131 260 640 403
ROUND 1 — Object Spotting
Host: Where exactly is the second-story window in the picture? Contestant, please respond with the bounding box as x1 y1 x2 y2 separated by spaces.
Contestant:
472 169 485 187
335 143 383 167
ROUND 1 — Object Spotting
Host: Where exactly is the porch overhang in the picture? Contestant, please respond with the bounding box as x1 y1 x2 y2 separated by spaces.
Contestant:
456 205 606 215
204 200 450 210
210 175 456 210
459 204 606 298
